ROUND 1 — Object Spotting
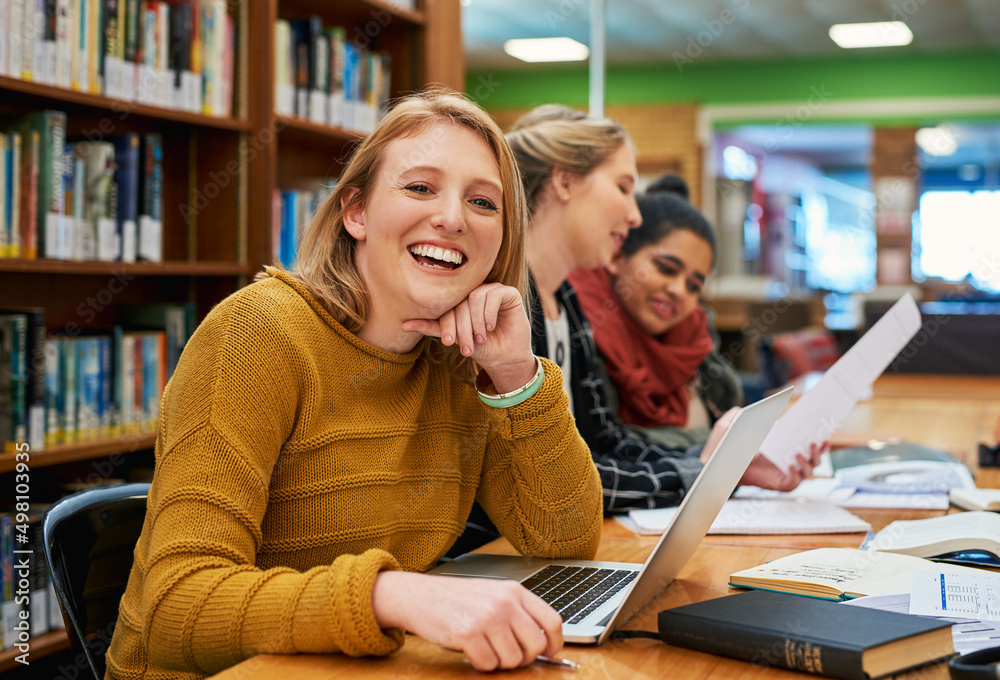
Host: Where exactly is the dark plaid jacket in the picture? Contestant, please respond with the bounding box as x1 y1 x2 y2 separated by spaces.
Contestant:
528 279 706 513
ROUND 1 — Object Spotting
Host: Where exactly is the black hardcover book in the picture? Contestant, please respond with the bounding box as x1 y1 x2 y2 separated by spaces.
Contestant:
0 307 46 451
168 3 193 89
656 590 954 680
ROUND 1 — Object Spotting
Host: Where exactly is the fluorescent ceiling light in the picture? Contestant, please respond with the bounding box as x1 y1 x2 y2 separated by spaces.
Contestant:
503 37 589 63
916 126 958 156
828 21 913 49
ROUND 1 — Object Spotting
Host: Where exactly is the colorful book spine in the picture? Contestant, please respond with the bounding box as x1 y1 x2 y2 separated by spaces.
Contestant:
87 0 102 93
0 314 28 451
0 135 7 258
97 334 112 436
110 132 139 262
2 307 48 451
44 336 60 446
137 132 161 261
18 130 38 259
54 0 72 88
122 0 139 99
60 335 77 443
8 0 25 80
77 335 100 441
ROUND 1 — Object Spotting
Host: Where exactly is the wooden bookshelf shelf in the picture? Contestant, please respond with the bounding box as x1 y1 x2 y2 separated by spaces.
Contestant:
0 629 71 672
275 115 366 144
0 76 252 132
0 433 157 473
280 0 425 26
0 260 249 276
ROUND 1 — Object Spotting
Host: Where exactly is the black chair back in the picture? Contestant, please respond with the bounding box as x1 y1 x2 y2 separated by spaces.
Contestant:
42 483 150 680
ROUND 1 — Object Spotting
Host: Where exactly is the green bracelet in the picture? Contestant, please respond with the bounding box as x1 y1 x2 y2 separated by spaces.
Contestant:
477 358 545 408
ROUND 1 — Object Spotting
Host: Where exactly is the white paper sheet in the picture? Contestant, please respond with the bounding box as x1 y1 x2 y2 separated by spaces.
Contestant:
910 571 1000 621
734 477 951 510
846 592 1000 655
759 293 922 469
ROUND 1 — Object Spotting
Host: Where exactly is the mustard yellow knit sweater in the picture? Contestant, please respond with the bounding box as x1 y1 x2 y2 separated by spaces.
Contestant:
105 269 603 680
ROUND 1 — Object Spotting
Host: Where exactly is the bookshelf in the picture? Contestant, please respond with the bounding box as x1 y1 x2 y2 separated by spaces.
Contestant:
0 0 462 671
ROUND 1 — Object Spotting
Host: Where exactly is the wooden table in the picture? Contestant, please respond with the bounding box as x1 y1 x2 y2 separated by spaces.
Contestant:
213 374 1000 680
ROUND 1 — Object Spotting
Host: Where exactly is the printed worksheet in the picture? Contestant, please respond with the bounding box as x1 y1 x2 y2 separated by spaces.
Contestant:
759 294 922 469
910 570 1000 621
847 593 1000 655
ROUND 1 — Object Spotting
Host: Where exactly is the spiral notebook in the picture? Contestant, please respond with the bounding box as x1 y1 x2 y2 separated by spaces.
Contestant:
627 498 871 535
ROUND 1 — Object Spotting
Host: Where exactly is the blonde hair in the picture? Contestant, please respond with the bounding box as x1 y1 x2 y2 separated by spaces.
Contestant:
273 89 528 383
506 104 631 215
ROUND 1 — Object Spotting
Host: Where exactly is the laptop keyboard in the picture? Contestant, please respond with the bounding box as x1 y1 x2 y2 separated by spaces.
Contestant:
520 565 638 624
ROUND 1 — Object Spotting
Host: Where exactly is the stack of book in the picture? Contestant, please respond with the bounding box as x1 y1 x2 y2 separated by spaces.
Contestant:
274 15 391 134
0 110 163 262
0 0 235 117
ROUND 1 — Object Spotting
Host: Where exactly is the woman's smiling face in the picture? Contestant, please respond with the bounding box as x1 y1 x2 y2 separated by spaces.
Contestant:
344 120 505 322
608 228 714 337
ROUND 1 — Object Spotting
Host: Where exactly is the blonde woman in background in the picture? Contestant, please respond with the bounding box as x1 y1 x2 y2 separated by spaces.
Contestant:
453 106 819 553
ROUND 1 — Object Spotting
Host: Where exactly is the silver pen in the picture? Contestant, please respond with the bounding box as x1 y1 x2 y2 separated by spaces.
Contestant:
534 655 581 670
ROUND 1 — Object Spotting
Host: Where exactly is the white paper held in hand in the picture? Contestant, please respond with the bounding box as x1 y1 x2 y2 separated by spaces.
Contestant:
759 293 922 470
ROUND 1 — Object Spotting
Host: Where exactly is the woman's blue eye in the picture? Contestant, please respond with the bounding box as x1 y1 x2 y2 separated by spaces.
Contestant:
472 197 497 210
407 184 430 193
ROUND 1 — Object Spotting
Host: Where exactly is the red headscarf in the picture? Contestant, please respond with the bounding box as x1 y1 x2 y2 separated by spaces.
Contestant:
569 267 714 427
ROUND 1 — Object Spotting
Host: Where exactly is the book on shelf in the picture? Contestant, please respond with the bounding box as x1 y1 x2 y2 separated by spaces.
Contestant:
40 324 166 446
949 488 1000 512
655 589 954 680
109 132 140 263
0 314 28 452
2 0 232 116
118 301 194 378
275 17 390 133
729 547 984 601
76 139 117 261
275 183 334 268
137 132 162 262
17 129 39 259
0 135 7 257
3 132 22 258
628 499 871 536
2 110 67 260
864 511 1000 567
0 307 46 451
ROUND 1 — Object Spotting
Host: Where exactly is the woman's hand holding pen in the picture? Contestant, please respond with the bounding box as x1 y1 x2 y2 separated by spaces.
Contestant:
372 571 564 672
402 283 538 392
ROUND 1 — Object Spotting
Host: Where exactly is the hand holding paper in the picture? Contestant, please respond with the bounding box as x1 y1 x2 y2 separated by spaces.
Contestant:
759 294 922 471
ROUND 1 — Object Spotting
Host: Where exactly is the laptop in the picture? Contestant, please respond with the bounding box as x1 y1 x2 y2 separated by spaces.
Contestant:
429 386 794 644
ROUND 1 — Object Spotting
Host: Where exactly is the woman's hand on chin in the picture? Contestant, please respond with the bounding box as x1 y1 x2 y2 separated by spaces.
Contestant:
401 283 536 391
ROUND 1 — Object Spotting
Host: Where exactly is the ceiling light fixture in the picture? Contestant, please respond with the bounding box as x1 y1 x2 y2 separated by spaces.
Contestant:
503 37 589 63
828 21 913 49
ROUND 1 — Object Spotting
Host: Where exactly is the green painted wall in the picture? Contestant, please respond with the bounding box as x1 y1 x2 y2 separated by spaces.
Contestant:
466 50 1000 121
